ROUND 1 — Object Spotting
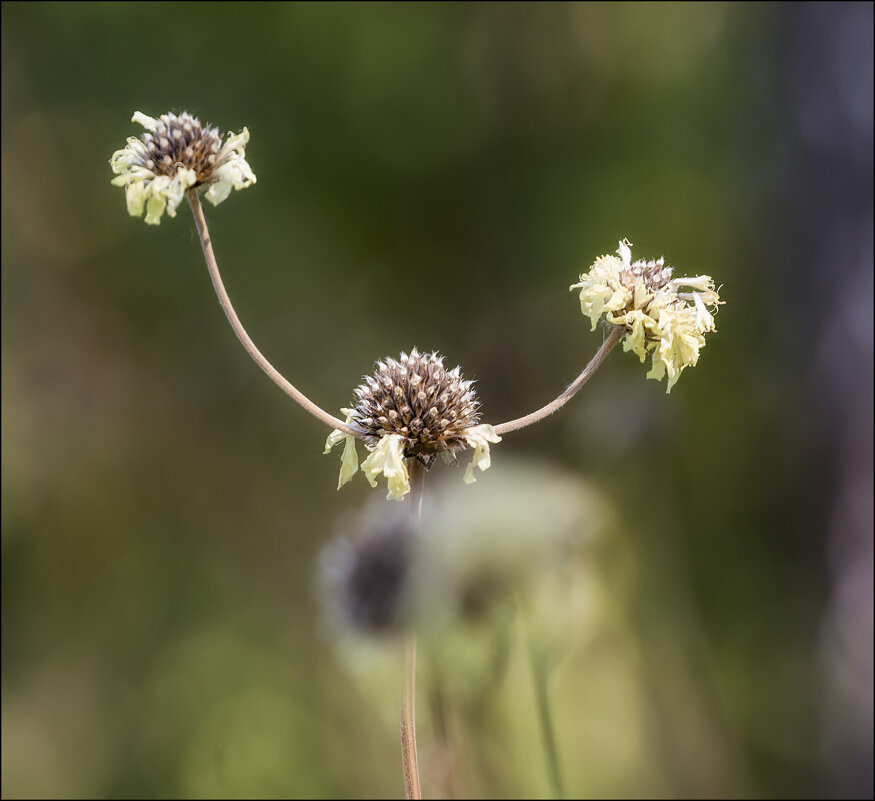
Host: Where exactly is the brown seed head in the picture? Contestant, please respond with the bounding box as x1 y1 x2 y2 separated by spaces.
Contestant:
132 112 225 184
618 256 673 294
350 348 480 467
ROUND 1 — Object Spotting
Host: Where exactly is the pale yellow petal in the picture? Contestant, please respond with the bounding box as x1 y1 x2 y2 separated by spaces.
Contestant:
622 309 655 362
337 435 359 489
462 424 502 483
204 178 233 207
144 192 166 225
131 111 158 131
361 435 410 500
125 181 147 217
324 429 345 454
164 168 196 217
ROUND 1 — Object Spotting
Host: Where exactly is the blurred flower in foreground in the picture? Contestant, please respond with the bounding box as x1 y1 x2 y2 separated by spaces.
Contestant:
571 239 723 391
325 349 501 500
413 462 609 646
318 461 612 694
109 111 256 224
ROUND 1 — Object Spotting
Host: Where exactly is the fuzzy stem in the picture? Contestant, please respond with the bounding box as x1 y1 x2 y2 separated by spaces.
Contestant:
401 461 425 799
186 190 362 438
493 325 625 436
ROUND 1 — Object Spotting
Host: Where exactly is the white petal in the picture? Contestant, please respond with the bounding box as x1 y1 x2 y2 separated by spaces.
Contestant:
674 275 713 291
692 292 714 332
204 178 233 207
131 111 158 132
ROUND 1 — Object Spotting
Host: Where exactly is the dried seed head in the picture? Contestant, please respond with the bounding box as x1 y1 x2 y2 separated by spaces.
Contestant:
350 348 481 467
109 111 256 224
617 253 674 294
134 112 224 184
325 351 500 499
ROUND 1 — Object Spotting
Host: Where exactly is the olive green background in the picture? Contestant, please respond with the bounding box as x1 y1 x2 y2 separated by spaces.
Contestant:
2 2 872 798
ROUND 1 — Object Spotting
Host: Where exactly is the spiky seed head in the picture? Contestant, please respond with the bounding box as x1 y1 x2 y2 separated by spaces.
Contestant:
350 348 481 467
134 112 224 183
109 111 256 224
617 254 674 294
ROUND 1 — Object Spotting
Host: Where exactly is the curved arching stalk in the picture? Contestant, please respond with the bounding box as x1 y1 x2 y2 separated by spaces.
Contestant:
187 190 363 438
493 325 624 436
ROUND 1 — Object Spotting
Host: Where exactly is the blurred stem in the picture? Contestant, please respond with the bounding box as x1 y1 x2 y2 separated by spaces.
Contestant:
401 461 425 799
494 325 624 436
524 616 565 800
185 190 362 438
429 680 457 799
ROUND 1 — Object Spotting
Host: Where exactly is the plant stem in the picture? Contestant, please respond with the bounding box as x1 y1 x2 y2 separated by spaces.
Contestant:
529 644 565 799
401 636 421 800
493 325 624 436
186 190 362 438
401 461 425 799
428 680 457 799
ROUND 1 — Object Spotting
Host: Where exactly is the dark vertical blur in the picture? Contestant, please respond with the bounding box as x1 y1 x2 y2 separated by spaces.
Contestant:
779 3 873 797
2 3 872 797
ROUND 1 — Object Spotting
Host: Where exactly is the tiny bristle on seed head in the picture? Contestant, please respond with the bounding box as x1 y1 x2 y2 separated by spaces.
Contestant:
348 350 480 467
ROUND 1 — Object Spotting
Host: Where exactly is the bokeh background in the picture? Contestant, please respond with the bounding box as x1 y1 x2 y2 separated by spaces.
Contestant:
2 2 872 798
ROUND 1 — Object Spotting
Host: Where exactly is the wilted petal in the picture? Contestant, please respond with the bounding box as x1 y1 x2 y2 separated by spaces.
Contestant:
362 434 410 501
144 189 167 225
462 424 502 484
324 409 361 489
125 181 147 217
572 238 722 392
338 436 359 488
622 309 655 362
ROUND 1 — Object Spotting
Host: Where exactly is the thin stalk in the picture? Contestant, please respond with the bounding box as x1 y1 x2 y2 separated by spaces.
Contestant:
428 680 457 799
401 461 425 800
493 325 624 436
401 637 421 800
529 645 565 799
186 190 361 438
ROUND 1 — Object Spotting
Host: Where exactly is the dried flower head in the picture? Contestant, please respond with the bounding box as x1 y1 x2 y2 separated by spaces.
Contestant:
109 111 256 224
571 239 723 392
325 349 501 500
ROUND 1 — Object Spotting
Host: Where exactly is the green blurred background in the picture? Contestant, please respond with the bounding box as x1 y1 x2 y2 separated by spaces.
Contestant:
2 2 872 798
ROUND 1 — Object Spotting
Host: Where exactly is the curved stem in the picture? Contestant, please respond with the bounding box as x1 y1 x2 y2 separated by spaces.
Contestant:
186 190 362 438
493 326 625 436
401 461 425 799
